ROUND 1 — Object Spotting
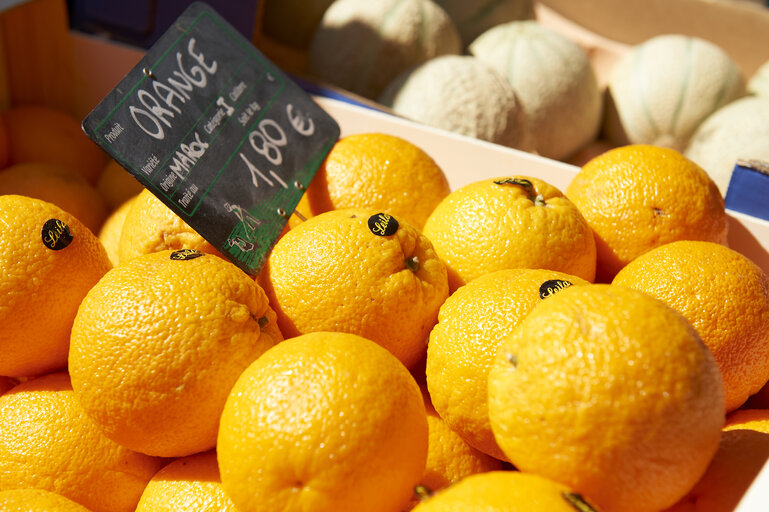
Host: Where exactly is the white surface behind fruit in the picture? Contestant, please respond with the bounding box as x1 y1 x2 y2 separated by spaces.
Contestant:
433 0 534 47
379 55 532 151
748 58 769 98
469 21 602 161
604 34 746 151
308 0 461 100
685 96 769 196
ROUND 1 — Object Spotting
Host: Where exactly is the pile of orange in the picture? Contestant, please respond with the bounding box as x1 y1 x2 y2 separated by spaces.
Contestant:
1 104 768 512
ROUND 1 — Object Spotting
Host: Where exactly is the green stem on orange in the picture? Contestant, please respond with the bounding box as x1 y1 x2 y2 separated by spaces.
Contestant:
405 256 420 273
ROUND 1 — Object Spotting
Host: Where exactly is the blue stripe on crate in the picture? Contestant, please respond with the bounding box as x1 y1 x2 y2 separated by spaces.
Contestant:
724 161 769 222
289 74 387 113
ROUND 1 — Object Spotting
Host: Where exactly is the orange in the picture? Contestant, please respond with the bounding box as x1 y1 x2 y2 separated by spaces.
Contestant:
260 207 448 369
426 268 589 460
565 144 728 282
217 331 428 512
487 284 725 512
98 196 137 266
422 176 596 291
663 429 769 512
421 395 503 494
135 451 237 512
0 372 164 512
2 105 107 184
0 195 112 377
118 188 223 263
724 409 769 433
302 133 451 229
96 159 145 211
68 249 283 457
613 240 769 412
0 162 109 233
0 488 93 511
411 471 601 512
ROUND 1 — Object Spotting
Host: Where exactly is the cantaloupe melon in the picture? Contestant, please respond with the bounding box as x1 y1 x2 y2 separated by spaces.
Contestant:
685 96 769 195
604 34 745 151
469 21 602 160
748 58 769 98
308 0 461 100
433 0 534 47
379 55 532 150
261 0 335 49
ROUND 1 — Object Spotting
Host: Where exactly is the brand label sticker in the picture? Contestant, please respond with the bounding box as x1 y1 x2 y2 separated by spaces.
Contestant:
170 249 204 260
539 279 573 299
41 219 73 251
82 1 340 276
368 213 399 236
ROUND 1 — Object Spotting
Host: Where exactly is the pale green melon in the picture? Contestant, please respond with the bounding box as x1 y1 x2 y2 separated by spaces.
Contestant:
434 0 534 47
748 59 769 98
685 96 769 195
261 0 335 49
469 21 602 160
379 55 532 150
605 34 746 151
308 0 461 100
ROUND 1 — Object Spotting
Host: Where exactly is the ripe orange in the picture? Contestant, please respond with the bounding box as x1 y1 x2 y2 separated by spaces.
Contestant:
135 451 237 512
0 195 112 377
613 240 769 412
411 471 601 512
0 488 93 511
260 207 448 369
96 159 145 211
0 372 164 512
302 133 451 229
724 409 769 433
663 429 769 512
68 249 283 457
98 196 137 266
566 144 728 282
426 268 589 460
118 188 223 264
0 162 109 233
2 105 106 184
422 176 596 291
217 331 428 512
421 395 503 494
487 284 725 512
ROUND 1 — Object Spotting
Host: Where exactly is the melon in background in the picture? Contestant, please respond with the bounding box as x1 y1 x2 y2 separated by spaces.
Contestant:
685 96 769 195
469 21 602 161
604 34 745 151
748 58 769 98
379 55 532 151
308 0 461 100
261 0 335 49
434 0 534 48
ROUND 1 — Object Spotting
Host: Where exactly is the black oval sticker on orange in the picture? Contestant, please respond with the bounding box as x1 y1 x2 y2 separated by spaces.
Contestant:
170 249 204 260
539 279 573 299
41 219 73 251
368 213 398 236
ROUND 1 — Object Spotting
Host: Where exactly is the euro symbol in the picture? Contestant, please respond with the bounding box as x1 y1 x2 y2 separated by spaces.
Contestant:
286 104 315 136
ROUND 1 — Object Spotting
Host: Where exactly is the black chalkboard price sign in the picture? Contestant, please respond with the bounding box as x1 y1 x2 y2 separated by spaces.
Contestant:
82 2 340 275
